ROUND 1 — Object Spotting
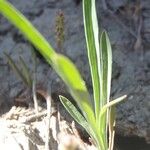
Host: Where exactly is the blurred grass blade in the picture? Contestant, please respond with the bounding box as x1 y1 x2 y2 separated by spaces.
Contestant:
83 0 102 119
109 106 116 150
19 56 32 88
0 0 56 61
4 52 29 86
53 54 96 127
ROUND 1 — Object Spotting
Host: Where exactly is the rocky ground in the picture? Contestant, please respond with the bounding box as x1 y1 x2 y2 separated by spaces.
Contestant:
0 103 96 150
0 0 150 149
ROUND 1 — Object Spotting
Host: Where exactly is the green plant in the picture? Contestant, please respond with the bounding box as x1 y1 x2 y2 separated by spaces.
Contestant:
0 0 126 149
4 50 40 113
4 52 33 88
5 51 47 114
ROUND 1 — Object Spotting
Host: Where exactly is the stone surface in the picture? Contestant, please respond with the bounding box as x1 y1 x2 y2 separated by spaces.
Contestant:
0 0 150 144
0 106 97 150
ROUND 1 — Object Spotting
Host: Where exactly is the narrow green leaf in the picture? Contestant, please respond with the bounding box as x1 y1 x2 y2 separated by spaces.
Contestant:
52 54 87 92
99 30 112 147
60 95 100 147
59 96 89 131
100 30 112 107
4 52 28 86
99 95 127 122
19 56 32 88
83 1 113 149
83 0 102 120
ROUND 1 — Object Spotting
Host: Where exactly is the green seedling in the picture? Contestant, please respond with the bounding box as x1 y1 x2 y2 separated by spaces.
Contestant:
4 52 32 88
0 0 126 149
4 50 39 113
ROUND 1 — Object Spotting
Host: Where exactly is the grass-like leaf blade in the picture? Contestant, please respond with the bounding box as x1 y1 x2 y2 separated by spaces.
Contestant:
59 95 99 146
19 56 32 88
99 30 112 147
59 96 89 131
4 52 29 86
83 0 102 119
100 30 112 107
53 54 96 127
99 95 127 122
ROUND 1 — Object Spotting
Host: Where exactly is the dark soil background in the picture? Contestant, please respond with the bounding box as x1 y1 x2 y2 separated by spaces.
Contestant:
0 0 150 149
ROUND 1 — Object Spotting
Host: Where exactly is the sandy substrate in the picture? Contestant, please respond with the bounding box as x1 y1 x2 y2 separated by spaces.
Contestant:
0 105 97 150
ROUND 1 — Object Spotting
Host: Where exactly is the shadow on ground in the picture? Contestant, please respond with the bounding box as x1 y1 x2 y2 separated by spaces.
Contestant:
115 134 150 150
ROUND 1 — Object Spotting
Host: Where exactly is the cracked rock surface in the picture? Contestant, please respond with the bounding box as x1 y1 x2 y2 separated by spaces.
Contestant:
0 0 150 144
